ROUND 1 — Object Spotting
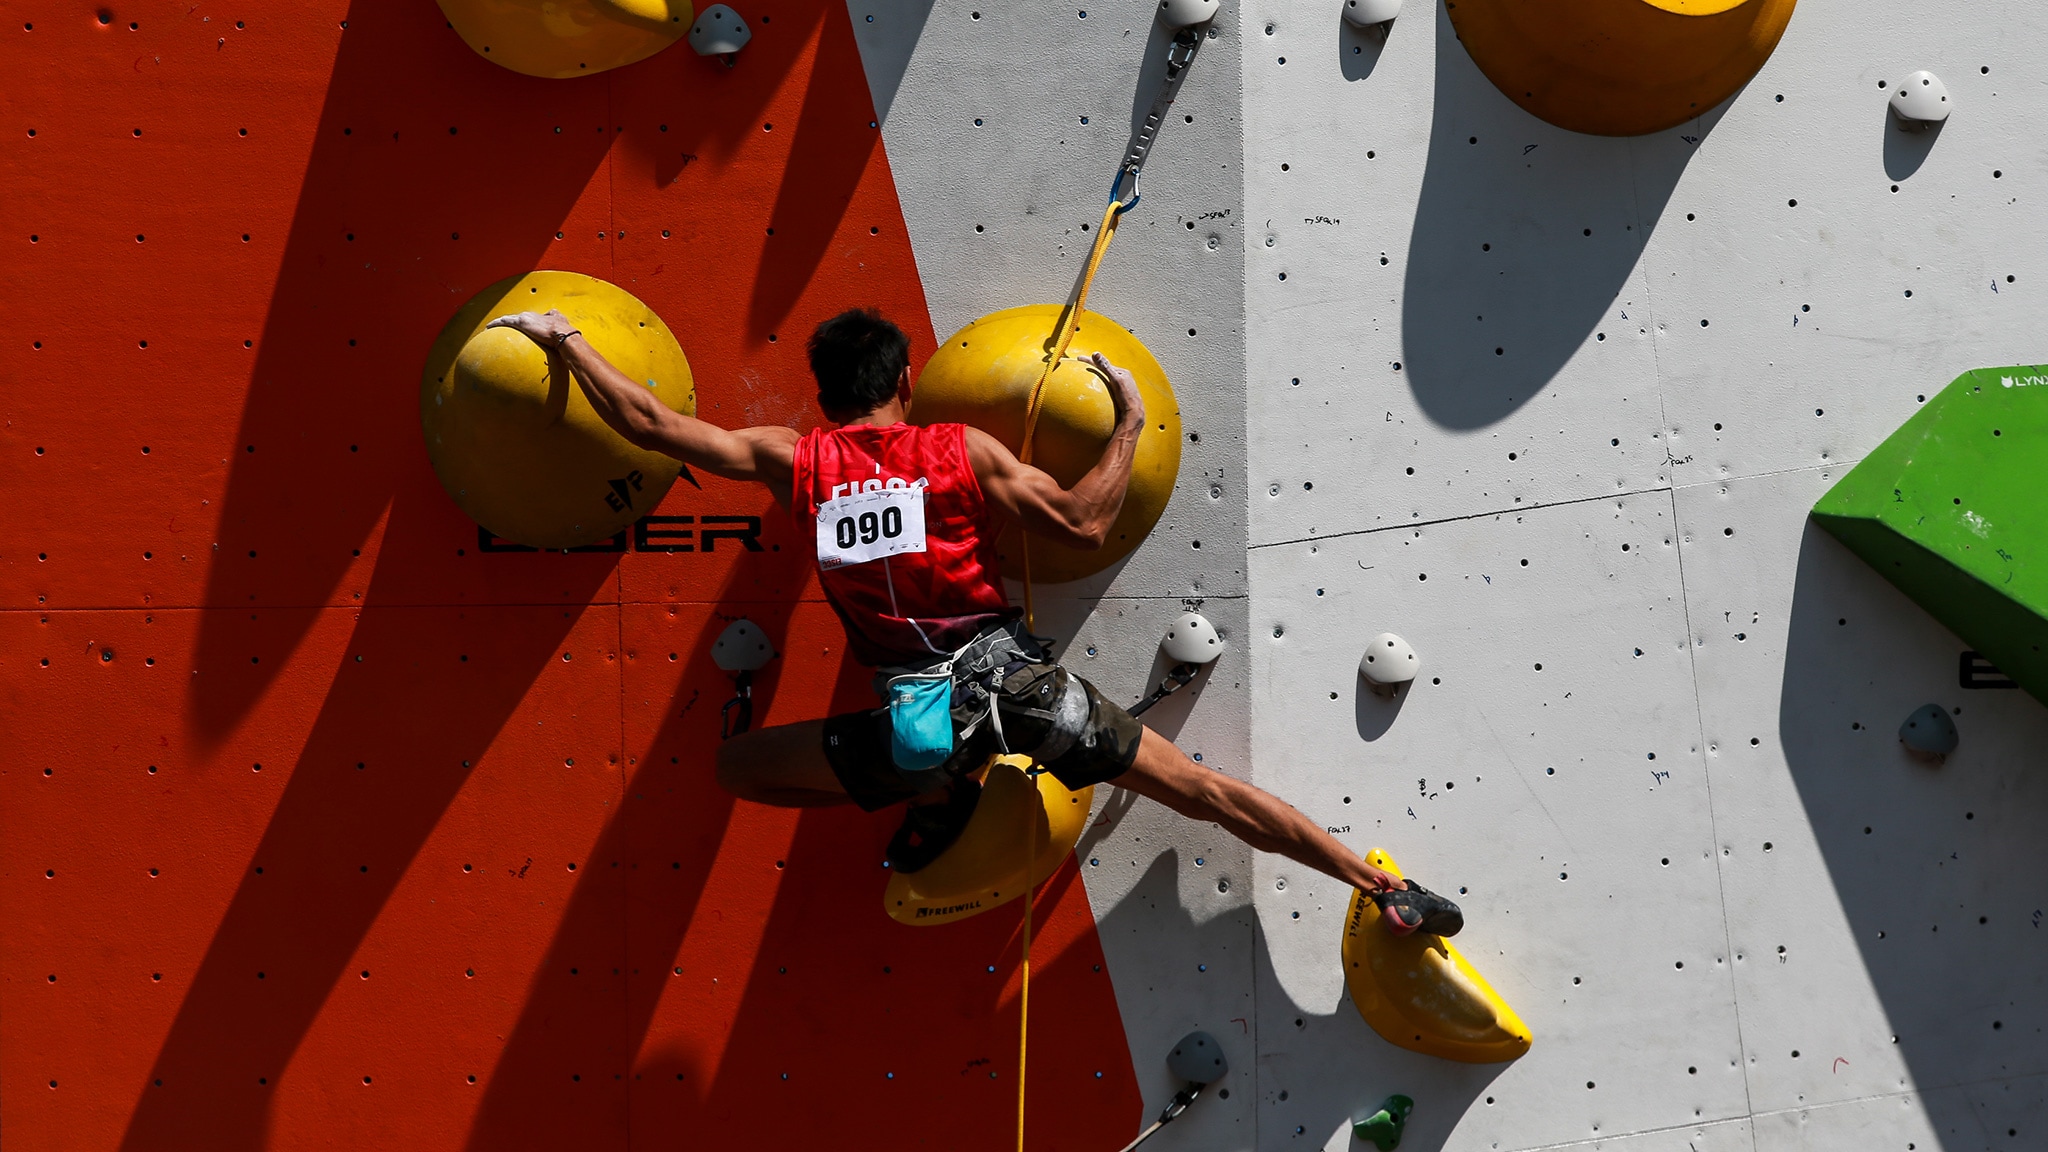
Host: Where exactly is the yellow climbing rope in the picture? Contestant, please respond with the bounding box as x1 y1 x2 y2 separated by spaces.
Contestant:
1018 197 1127 635
1014 195 1126 1152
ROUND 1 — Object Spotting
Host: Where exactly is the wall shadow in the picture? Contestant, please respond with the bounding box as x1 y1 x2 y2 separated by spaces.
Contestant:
1778 523 2048 1146
1398 2 1716 429
843 0 939 127
1881 109 1944 182
745 6 887 341
118 491 598 1151
187 0 616 743
459 541 823 1150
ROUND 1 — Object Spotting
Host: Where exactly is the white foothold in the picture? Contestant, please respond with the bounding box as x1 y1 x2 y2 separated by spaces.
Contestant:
1162 611 1225 666
1342 0 1403 29
712 618 775 672
1358 632 1418 695
1890 70 1950 130
1158 0 1221 29
689 4 751 56
1898 703 1958 760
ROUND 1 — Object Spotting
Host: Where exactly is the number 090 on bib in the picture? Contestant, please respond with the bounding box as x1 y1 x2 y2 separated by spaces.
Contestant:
814 486 928 570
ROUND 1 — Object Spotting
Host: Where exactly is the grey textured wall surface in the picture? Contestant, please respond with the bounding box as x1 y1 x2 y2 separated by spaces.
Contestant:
850 0 1258 1136
854 1 2048 1148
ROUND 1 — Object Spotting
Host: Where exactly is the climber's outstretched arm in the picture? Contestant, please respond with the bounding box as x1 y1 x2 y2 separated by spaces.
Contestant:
1116 728 1404 894
487 309 798 500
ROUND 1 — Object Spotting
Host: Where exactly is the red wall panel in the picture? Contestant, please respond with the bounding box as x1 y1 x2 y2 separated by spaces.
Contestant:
1 4 1141 1148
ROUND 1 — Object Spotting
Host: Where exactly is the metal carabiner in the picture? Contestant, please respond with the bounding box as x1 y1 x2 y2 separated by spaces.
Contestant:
719 671 754 740
1109 167 1142 215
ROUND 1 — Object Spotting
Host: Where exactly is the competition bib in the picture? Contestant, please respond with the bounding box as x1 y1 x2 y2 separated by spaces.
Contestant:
815 485 928 570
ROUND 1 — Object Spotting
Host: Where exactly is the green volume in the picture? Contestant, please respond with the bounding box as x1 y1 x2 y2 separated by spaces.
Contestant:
1812 365 2048 704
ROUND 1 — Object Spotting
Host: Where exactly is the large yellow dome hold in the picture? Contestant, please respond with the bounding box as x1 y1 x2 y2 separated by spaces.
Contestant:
909 305 1182 585
885 757 1094 927
1447 0 1797 137
421 271 695 549
437 0 692 79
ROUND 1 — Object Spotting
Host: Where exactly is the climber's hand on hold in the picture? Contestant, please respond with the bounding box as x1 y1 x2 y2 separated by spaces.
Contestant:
1091 352 1145 431
486 308 578 346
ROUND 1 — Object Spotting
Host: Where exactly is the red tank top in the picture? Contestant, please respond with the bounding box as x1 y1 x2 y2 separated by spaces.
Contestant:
791 422 1016 666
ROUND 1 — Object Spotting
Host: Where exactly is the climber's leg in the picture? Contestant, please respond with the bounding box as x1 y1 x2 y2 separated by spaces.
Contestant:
1114 727 1403 894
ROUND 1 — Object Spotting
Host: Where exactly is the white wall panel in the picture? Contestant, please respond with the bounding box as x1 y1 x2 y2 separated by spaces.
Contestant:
853 0 2048 1148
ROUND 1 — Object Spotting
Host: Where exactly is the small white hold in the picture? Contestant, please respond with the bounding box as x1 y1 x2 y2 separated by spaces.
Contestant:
712 618 775 672
1158 0 1220 29
689 4 751 57
1890 70 1950 130
1358 632 1418 696
1162 611 1225 666
1341 0 1403 29
1898 703 1958 760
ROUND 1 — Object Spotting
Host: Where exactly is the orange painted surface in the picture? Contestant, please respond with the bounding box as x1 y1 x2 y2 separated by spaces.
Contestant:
0 5 1142 1149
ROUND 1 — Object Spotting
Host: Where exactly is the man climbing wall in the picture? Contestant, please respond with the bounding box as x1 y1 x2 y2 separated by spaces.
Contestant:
486 306 1461 931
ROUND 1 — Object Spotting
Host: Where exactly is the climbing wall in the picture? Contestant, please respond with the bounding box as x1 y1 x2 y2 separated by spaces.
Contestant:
12 1 2048 1150
1235 1 2048 1150
0 4 1144 1148
848 0 1258 1138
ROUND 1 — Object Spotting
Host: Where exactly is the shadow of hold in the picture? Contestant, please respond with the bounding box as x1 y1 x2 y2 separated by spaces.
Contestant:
1881 105 1945 182
1398 1 1716 430
1777 522 2048 1137
1337 10 1391 83
1090 851 1509 1150
1355 672 1410 742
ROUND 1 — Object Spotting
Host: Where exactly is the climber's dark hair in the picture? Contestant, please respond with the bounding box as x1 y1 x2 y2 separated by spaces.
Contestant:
808 308 910 416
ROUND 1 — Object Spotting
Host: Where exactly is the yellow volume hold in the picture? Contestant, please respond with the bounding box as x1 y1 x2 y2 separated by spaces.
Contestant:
1446 0 1797 137
909 305 1181 586
438 0 693 79
1342 849 1533 1063
886 757 1094 927
421 271 696 550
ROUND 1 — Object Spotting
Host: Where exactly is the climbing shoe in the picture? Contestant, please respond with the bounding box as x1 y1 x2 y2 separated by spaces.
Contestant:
1372 881 1463 938
884 778 982 874
1353 1094 1414 1151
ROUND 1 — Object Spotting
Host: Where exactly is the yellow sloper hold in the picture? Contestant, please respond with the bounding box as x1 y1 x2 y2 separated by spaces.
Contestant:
886 756 1094 927
909 305 1182 585
421 271 695 549
437 0 693 79
1342 849 1533 1063
1446 0 1797 137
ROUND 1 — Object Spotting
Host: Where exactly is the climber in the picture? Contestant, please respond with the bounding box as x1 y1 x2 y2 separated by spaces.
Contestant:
486 306 1459 929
